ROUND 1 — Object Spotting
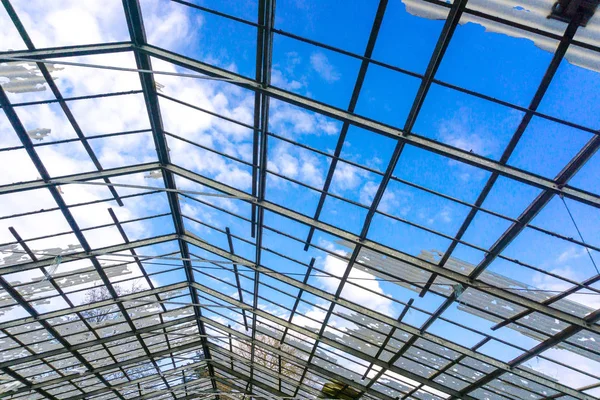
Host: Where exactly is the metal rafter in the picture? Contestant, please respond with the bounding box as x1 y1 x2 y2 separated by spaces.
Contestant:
164 165 600 336
421 5 588 296
137 44 600 210
302 1 469 396
247 0 275 396
420 11 600 398
183 235 590 400
201 314 465 400
120 1 219 398
303 0 389 250
1 1 599 399
290 0 394 392
2 42 599 207
7 226 135 394
0 162 160 196
0 84 147 400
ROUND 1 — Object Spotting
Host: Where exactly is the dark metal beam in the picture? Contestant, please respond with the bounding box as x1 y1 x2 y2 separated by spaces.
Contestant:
0 82 133 399
0 265 127 400
360 0 467 239
183 234 591 400
303 0 389 250
471 133 600 280
246 0 275 396
0 157 174 399
0 233 177 275
53 340 208 400
167 164 600 335
0 312 196 372
192 281 474 400
360 299 414 380
0 366 60 400
401 337 490 400
0 162 160 196
7 226 134 392
0 42 132 60
421 0 587 295
226 227 249 331
121 1 220 397
138 44 600 210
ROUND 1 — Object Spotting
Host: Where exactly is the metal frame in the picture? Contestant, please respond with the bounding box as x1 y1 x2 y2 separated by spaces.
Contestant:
1 0 600 399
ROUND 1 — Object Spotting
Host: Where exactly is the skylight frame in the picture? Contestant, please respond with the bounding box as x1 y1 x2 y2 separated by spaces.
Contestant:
0 0 599 399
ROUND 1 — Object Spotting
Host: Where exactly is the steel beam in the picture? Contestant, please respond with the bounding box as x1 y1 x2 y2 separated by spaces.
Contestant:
226 227 249 331
121 1 220 396
421 1 588 295
0 233 177 275
0 84 143 399
0 268 126 400
191 280 473 400
139 45 600 210
7 226 134 392
470 134 600 280
0 42 132 60
361 299 414 380
0 162 160 196
52 339 208 400
0 313 197 375
0 281 187 332
247 0 275 395
183 234 593 400
303 0 389 250
195 302 470 399
360 0 466 293
401 337 490 400
167 164 600 335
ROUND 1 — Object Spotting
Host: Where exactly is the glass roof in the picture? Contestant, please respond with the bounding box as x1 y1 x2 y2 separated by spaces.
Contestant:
0 0 600 399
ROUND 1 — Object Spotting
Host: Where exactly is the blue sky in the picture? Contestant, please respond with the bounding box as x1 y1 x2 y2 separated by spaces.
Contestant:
1 0 600 396
143 0 600 391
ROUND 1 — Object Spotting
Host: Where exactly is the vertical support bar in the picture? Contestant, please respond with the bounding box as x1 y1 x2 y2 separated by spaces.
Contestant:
226 227 249 331
247 0 275 395
121 1 220 396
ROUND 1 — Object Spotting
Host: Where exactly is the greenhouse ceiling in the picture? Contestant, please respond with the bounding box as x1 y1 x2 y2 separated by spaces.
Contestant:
0 0 599 399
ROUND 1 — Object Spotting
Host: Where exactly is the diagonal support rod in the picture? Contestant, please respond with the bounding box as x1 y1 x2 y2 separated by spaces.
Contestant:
226 227 249 331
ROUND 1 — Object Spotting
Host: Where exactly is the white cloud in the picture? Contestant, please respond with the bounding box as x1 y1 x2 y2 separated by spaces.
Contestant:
271 68 303 91
268 142 325 188
317 242 394 317
557 246 587 264
0 0 257 319
359 181 411 216
269 100 340 137
8 0 129 48
139 1 201 50
438 107 498 157
332 162 368 192
310 52 340 83
416 206 454 226
436 107 499 183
